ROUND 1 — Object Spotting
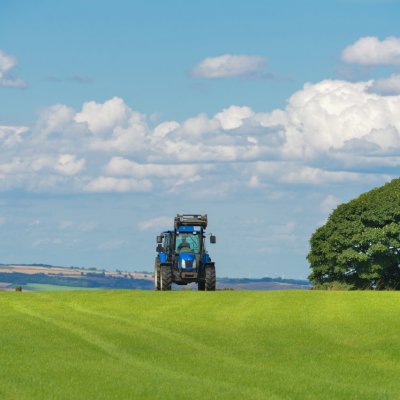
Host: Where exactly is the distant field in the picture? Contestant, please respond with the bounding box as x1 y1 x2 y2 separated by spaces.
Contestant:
1 291 399 399
0 282 11 290
0 264 150 280
0 264 310 291
0 264 153 290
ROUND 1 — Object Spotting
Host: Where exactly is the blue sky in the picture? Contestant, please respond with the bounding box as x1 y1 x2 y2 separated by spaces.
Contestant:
1 0 400 278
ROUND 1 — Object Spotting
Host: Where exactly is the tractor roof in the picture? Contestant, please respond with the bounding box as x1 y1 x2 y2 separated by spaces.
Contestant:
174 214 207 229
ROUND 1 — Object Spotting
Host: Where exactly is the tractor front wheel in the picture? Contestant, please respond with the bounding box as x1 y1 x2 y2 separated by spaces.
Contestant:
160 265 172 291
205 265 216 291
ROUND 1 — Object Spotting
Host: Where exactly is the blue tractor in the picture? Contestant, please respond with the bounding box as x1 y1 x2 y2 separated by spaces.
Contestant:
154 214 216 291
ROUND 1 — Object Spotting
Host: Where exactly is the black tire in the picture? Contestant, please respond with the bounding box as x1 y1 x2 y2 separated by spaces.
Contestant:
198 281 205 291
154 258 161 290
160 265 172 291
205 265 216 291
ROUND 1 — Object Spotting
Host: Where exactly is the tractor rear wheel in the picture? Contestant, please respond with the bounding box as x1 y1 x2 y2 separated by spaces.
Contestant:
205 265 216 291
160 265 172 291
154 258 161 290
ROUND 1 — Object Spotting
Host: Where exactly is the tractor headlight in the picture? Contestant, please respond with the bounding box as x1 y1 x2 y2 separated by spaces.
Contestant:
192 260 197 269
181 259 186 269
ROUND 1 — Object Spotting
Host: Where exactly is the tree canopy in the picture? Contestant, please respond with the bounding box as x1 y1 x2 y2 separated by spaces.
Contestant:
308 179 400 290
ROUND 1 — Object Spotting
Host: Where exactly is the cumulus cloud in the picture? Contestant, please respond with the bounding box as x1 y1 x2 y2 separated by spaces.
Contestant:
75 96 132 134
265 79 400 159
214 106 255 130
191 54 267 79
248 175 261 188
37 104 76 136
1 78 399 194
74 97 149 153
54 154 86 176
281 167 364 184
0 158 27 175
341 36 400 66
137 216 172 231
153 121 180 139
251 161 386 186
0 50 26 88
369 74 400 95
180 113 220 136
106 156 205 178
84 176 152 193
0 125 28 147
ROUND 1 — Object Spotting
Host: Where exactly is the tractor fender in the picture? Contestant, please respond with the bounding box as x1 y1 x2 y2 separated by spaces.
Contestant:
202 253 212 264
158 252 168 263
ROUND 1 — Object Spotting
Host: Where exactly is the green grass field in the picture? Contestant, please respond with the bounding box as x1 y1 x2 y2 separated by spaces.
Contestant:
1 291 399 399
21 283 99 292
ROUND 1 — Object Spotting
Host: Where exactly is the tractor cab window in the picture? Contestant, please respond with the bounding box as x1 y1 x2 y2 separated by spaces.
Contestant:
175 233 201 254
164 234 171 251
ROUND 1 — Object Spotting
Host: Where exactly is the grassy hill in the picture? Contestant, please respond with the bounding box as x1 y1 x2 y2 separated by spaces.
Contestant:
1 291 399 399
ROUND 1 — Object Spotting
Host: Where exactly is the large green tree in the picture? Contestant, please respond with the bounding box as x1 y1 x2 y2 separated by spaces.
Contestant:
308 179 400 289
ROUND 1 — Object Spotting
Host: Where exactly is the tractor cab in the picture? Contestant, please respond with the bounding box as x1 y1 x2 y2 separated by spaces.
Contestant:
155 214 216 290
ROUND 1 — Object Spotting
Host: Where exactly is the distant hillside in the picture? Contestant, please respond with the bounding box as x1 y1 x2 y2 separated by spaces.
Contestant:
0 264 310 291
217 277 310 290
0 264 153 291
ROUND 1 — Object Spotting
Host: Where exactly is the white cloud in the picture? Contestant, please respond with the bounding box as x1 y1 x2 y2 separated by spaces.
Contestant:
369 74 400 95
153 121 180 139
253 161 390 185
0 158 26 174
75 97 131 134
0 125 28 147
84 176 152 193
248 175 261 188
191 54 266 79
105 157 210 189
83 100 149 153
37 104 76 136
181 113 220 136
137 216 172 231
269 79 400 159
320 195 341 214
31 156 54 172
341 36 400 66
1 78 400 194
281 167 386 185
214 106 255 130
54 154 86 176
272 221 296 235
105 157 204 180
0 49 26 88
255 221 298 246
